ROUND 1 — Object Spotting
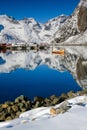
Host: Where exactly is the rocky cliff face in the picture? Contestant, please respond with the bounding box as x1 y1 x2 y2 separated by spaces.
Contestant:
53 0 87 44
76 58 87 89
78 2 87 32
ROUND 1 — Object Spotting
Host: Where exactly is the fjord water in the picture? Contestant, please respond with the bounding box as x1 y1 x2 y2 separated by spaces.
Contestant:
0 46 87 103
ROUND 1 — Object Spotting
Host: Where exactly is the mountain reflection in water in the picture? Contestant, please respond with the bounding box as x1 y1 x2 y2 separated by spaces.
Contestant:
0 46 87 103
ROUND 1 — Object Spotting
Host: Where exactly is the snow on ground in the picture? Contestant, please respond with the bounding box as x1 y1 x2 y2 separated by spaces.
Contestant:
0 96 87 130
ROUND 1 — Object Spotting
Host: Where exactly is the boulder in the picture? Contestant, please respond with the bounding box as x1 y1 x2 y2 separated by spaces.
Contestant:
50 108 57 115
34 96 44 103
2 104 8 109
12 105 19 112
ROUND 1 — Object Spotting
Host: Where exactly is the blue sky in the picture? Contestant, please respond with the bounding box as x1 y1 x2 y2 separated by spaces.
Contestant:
0 0 80 23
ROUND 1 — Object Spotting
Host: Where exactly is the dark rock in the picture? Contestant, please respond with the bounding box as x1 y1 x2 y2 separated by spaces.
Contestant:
56 108 65 114
12 105 19 112
0 114 5 121
7 106 12 113
16 111 21 117
34 101 42 108
0 110 10 121
50 95 58 100
26 100 32 107
18 103 24 109
11 112 16 119
6 116 12 121
58 93 68 103
78 6 87 32
44 98 51 104
24 102 31 110
50 95 59 105
34 96 44 103
76 58 87 89
15 98 19 103
67 91 76 98
21 108 26 112
44 98 53 107
52 98 60 105
15 95 29 103
0 105 3 112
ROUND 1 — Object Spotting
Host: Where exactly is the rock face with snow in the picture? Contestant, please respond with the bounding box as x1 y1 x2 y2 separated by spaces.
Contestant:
0 15 67 44
53 10 79 43
52 0 87 44
78 0 87 32
76 58 87 89
39 15 68 43
0 0 87 45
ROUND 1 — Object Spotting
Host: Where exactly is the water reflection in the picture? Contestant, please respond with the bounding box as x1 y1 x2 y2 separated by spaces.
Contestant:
0 46 87 88
0 46 87 102
0 56 6 65
0 46 87 89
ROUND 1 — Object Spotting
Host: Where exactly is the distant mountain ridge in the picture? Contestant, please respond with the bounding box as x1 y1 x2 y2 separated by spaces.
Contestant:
0 0 87 45
0 14 68 44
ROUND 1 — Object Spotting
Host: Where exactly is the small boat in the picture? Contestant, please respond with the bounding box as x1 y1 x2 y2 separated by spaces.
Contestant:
52 49 65 55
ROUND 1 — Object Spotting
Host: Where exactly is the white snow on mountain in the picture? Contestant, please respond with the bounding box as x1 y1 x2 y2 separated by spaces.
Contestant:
0 0 87 45
0 14 68 44
39 15 68 43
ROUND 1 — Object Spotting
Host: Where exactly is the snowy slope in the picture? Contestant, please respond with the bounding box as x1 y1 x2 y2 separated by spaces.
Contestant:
0 96 87 130
0 15 42 44
39 15 68 42
61 30 87 45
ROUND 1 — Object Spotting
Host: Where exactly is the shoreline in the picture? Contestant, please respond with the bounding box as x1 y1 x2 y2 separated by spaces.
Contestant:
0 89 87 122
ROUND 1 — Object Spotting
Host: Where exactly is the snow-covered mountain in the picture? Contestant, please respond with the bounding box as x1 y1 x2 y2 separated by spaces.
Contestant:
52 0 87 45
0 0 87 45
0 15 67 44
39 15 68 43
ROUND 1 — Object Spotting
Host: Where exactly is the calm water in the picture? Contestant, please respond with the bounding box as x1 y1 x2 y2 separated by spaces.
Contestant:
0 46 87 103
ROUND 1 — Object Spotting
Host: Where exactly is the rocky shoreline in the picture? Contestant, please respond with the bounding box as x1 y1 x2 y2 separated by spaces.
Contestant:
0 89 87 122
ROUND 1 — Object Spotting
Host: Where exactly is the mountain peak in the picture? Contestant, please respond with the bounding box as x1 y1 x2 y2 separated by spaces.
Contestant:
0 0 87 45
23 17 36 21
0 14 8 19
79 0 87 7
